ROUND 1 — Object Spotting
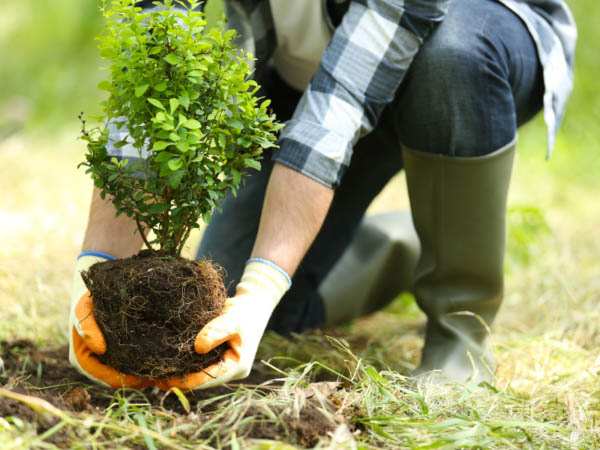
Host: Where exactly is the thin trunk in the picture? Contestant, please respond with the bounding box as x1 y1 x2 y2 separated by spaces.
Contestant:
135 214 153 251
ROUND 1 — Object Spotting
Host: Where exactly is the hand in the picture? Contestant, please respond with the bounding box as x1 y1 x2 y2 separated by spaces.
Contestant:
155 259 291 391
68 254 152 389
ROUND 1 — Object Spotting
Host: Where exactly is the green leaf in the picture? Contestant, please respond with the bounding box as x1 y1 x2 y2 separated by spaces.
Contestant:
227 118 243 130
236 136 252 148
112 139 128 148
168 158 183 171
207 162 221 172
159 161 171 177
244 159 261 171
218 133 227 148
170 98 179 114
184 119 201 129
147 98 165 110
147 204 170 214
153 141 171 151
154 152 174 162
98 80 112 91
156 130 171 139
135 84 149 97
188 69 206 77
99 47 117 59
166 53 182 65
154 82 167 92
175 141 190 153
231 168 241 186
209 28 223 43
169 170 184 189
178 94 190 110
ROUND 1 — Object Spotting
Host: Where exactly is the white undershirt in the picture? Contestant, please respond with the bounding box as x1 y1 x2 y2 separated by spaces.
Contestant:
269 0 333 91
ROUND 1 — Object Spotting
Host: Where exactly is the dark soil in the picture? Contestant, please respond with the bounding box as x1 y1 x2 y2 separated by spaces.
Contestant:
81 251 228 378
0 339 244 415
246 401 341 447
0 339 351 447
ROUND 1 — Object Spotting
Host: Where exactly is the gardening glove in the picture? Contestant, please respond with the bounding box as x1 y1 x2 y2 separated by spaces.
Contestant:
155 258 291 391
68 252 153 389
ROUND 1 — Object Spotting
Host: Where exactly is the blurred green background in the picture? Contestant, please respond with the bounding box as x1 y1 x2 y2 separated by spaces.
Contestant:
0 0 220 135
1 0 598 178
0 0 597 186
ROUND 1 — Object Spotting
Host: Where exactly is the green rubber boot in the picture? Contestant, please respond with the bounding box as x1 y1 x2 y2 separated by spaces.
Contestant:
403 138 516 383
319 211 420 327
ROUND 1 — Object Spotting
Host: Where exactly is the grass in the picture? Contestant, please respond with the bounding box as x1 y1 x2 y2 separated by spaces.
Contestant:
1 0 600 448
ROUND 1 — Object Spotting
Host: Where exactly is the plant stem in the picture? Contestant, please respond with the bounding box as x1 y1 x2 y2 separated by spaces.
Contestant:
176 225 192 256
135 214 153 251
160 187 172 252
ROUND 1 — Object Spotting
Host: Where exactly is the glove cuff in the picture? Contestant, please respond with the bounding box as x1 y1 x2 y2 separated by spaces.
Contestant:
237 259 291 306
78 251 117 261
71 253 114 301
69 253 114 337
245 258 292 286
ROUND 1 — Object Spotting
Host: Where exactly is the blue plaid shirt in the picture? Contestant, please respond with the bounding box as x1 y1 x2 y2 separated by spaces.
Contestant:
132 0 575 188
224 0 576 188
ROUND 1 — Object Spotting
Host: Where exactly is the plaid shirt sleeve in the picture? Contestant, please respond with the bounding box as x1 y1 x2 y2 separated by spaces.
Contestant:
272 0 449 189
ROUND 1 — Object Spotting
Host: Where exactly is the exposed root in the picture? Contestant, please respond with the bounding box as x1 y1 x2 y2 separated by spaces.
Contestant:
81 251 228 378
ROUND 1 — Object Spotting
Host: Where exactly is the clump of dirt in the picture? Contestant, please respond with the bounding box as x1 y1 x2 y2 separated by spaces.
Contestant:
245 396 344 447
81 251 228 378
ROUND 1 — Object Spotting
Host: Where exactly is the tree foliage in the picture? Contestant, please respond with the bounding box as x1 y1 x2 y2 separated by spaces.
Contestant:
79 0 282 256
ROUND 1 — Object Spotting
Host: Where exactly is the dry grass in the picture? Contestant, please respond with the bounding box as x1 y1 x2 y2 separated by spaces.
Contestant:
0 127 599 448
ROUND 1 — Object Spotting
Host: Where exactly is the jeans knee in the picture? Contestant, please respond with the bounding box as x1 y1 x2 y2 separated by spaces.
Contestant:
394 0 518 156
426 42 489 94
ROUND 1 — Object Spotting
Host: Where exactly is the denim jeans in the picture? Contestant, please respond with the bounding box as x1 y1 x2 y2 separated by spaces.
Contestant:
197 0 544 335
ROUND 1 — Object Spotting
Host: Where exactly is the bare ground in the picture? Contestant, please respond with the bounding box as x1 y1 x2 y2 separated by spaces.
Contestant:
0 338 351 447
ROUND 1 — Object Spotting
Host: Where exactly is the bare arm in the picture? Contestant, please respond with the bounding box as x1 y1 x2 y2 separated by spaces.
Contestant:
81 187 146 258
251 163 334 277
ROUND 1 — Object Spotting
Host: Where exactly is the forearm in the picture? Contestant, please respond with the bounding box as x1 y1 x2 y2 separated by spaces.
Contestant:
251 163 334 277
81 187 146 258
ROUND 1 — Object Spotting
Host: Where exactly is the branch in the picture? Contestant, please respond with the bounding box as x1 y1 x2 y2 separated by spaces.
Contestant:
135 214 153 251
160 188 172 250
175 223 193 257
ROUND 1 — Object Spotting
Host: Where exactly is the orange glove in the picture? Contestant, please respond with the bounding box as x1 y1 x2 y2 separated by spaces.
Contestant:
68 254 152 389
156 259 291 391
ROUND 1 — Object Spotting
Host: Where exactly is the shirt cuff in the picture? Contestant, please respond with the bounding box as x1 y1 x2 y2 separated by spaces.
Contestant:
273 120 352 189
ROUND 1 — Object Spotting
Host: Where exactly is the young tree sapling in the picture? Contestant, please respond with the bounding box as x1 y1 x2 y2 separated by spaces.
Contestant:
78 0 282 378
